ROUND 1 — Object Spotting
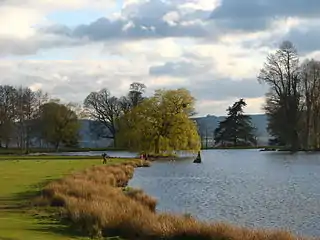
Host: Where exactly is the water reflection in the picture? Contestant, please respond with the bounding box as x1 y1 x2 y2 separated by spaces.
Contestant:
129 149 320 237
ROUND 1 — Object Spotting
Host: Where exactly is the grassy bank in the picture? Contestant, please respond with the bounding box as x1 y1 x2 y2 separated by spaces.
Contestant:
0 147 126 155
202 146 279 150
0 156 134 240
36 161 306 240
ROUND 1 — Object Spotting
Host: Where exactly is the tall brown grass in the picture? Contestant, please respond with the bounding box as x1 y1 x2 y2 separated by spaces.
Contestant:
35 159 308 240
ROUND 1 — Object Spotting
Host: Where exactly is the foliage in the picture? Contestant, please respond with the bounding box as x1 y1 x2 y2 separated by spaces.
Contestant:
214 99 257 146
117 88 201 154
83 82 146 146
38 102 80 150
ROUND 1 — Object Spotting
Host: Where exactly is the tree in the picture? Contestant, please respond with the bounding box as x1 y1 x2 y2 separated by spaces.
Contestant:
14 87 50 152
214 99 256 147
119 82 147 113
117 88 201 155
83 89 121 142
0 85 17 148
84 83 147 147
300 59 320 149
38 102 80 150
258 41 302 151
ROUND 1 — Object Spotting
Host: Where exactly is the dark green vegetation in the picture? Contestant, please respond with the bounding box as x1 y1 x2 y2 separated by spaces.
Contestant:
214 99 257 147
258 40 320 152
0 155 132 240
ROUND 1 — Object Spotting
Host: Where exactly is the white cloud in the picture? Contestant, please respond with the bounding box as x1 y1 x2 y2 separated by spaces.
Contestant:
178 0 220 11
196 97 264 116
163 11 180 26
1 0 320 116
0 7 45 38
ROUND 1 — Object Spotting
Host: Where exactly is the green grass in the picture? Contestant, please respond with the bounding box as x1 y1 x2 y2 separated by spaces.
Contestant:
0 156 130 240
0 147 127 155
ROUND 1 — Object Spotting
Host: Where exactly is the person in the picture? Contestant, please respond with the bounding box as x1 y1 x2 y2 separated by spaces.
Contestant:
102 153 108 164
193 151 201 163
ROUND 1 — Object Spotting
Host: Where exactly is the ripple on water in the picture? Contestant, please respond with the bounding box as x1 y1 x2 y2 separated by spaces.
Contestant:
129 150 320 237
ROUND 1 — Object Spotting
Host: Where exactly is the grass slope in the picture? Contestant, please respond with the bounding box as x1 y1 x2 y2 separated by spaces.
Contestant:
0 156 129 240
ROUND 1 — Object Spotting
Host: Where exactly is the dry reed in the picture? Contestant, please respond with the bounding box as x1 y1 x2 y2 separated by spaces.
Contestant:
35 159 308 240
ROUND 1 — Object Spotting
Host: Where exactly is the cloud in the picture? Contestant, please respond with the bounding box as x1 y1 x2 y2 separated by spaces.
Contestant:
36 0 217 44
281 20 320 54
210 0 320 31
149 60 212 77
196 97 265 116
2 0 320 116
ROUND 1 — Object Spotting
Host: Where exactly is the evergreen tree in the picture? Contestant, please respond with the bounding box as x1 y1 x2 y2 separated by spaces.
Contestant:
214 99 257 147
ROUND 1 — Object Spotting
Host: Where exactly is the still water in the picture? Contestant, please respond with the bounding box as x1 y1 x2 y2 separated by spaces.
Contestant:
129 149 320 237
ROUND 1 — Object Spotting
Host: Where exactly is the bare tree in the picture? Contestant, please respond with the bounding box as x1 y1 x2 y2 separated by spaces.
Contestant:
119 82 147 112
258 41 302 151
0 85 17 148
300 59 320 149
83 89 121 143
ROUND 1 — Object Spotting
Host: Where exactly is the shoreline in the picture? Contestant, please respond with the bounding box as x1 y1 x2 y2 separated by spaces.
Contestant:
35 159 307 240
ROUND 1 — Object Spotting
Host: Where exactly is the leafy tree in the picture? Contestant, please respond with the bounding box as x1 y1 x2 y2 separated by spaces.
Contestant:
117 88 201 155
38 102 80 150
258 41 302 151
214 99 256 146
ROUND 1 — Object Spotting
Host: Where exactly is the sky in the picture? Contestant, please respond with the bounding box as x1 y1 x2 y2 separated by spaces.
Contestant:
1 0 320 116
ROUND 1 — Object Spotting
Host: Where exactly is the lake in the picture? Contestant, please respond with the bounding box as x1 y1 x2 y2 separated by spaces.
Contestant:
128 149 320 237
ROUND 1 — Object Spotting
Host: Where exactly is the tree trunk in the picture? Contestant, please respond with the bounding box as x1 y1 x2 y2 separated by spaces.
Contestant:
55 142 60 152
113 135 117 148
155 137 160 154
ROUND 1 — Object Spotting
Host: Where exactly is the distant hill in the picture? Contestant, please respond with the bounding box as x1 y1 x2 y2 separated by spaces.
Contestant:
77 115 270 148
78 119 113 148
192 114 270 145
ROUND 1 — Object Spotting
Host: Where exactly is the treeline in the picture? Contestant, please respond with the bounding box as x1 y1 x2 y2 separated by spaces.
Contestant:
84 83 200 154
0 85 80 152
259 40 320 151
0 83 147 152
0 82 200 154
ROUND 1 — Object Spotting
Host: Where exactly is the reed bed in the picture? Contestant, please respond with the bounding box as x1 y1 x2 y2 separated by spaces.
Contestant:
35 159 307 240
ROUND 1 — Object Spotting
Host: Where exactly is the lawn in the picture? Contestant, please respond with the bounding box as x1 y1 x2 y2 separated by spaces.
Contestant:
0 156 129 240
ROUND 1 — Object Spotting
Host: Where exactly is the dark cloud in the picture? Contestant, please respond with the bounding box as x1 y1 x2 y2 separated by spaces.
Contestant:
42 16 210 41
210 0 320 31
38 0 214 42
283 26 320 54
148 60 267 101
149 61 211 77
211 0 320 19
240 22 320 54
191 77 267 101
